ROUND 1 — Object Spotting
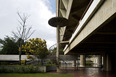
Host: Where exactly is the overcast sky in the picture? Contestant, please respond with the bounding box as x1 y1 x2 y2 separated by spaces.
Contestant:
0 0 56 48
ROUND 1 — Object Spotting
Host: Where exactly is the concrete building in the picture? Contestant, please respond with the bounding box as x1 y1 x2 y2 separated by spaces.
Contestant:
56 0 116 71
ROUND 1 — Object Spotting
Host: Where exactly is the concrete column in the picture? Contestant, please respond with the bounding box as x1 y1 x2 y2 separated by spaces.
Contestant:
103 54 111 71
73 60 76 67
73 60 77 70
105 54 112 71
80 55 86 67
56 25 60 72
97 55 102 67
103 54 106 71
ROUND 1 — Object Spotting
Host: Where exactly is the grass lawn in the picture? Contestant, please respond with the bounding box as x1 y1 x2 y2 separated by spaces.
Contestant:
0 73 73 77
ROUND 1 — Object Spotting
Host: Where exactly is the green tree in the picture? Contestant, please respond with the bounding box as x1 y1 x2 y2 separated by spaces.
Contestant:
21 38 49 65
0 36 19 54
49 47 64 55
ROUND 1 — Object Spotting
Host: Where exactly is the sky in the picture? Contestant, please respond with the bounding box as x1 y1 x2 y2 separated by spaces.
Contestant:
0 0 56 48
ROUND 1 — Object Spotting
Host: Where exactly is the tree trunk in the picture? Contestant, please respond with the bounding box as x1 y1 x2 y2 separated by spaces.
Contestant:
19 40 22 65
41 59 44 66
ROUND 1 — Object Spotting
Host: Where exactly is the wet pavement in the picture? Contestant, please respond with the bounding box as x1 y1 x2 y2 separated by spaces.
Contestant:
48 68 116 77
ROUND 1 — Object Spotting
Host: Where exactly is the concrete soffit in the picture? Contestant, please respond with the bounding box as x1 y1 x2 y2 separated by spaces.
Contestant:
64 0 105 54
60 9 66 17
62 0 68 10
59 0 73 18
59 0 73 41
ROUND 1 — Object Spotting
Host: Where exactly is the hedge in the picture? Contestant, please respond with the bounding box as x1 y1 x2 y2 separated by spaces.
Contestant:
0 65 43 73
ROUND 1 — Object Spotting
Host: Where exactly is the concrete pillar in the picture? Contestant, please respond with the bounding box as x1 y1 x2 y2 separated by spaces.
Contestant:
80 55 86 67
73 60 76 67
97 55 102 67
106 55 111 71
56 25 60 72
73 60 77 70
103 54 111 71
103 54 106 71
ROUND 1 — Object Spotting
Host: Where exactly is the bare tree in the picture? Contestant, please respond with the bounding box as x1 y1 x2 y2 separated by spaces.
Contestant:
12 12 35 65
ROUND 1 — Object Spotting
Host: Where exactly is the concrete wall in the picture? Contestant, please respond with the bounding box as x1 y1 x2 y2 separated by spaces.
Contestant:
0 55 37 61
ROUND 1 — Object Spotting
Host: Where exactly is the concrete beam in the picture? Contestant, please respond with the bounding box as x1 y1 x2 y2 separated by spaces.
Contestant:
59 0 73 41
60 9 66 17
60 41 69 44
62 0 68 10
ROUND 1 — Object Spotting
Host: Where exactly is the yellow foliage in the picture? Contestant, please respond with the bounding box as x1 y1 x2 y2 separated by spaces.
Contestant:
22 38 48 59
21 59 26 64
27 55 34 60
19 47 21 51
27 55 31 59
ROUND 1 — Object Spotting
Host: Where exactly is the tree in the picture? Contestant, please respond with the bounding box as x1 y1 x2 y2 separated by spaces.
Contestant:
48 46 64 66
0 36 19 54
12 12 35 64
21 38 49 65
49 47 64 55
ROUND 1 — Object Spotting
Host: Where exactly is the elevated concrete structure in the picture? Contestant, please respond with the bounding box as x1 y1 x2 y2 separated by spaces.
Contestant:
56 0 116 71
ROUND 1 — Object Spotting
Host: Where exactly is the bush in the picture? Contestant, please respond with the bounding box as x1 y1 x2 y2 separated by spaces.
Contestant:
0 65 40 73
0 67 6 73
0 67 14 73
21 60 26 64
0 62 9 65
45 61 55 66
86 60 93 66
27 55 34 60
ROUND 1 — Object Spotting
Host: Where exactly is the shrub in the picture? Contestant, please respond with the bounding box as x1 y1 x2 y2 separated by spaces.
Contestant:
45 61 55 66
27 55 34 60
0 65 40 73
86 60 93 66
0 62 9 65
0 67 6 73
21 60 26 64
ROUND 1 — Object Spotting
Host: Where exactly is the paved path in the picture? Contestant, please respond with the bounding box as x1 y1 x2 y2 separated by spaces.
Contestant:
48 68 116 77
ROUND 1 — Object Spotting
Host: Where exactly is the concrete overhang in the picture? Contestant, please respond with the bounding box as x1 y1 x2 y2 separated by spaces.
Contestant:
63 0 116 55
68 14 116 55
59 0 91 41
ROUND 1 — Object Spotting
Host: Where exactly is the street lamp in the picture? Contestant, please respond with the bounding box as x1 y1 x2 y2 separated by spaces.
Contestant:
48 17 68 72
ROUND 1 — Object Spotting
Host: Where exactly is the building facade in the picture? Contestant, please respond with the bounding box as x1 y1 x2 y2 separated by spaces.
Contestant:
56 0 116 71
